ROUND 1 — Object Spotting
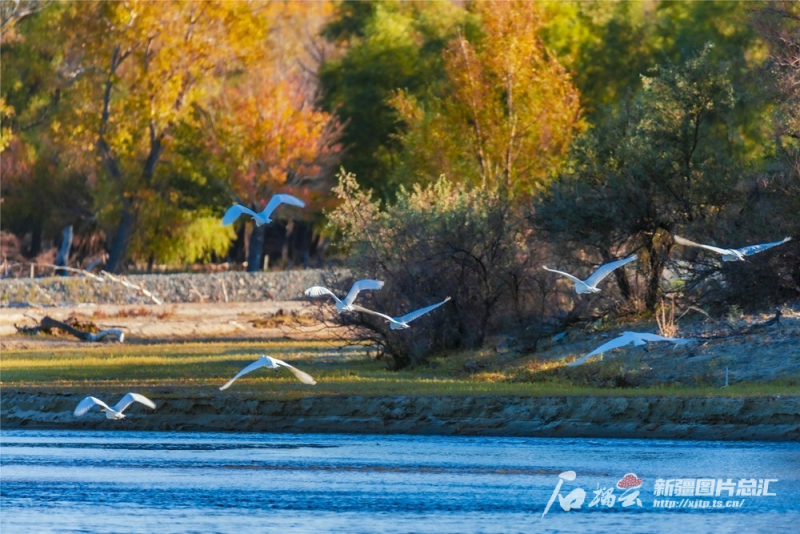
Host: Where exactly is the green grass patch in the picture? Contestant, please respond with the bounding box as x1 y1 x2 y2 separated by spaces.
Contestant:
1 341 797 399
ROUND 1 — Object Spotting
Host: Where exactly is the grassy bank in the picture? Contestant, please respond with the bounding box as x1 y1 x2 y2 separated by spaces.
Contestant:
2 340 796 399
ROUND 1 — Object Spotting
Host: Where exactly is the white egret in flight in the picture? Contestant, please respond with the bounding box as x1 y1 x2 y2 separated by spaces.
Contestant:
543 255 638 294
673 235 791 262
304 279 385 312
222 194 305 227
219 355 317 390
568 331 693 367
73 393 157 420
352 297 451 330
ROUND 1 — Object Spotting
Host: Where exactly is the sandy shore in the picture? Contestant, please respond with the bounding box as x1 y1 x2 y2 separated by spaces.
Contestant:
3 391 798 441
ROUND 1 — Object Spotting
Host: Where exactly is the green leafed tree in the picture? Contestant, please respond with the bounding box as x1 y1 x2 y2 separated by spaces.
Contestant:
319 0 474 199
542 0 767 117
535 46 744 310
1 0 94 257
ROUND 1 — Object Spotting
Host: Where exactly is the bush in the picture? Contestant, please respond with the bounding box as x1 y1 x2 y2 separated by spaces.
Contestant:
325 170 556 368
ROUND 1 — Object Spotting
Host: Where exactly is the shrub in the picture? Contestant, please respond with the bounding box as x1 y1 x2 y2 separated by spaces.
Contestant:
325 170 556 368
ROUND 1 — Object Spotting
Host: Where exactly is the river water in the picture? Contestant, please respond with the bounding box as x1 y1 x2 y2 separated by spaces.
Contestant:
1 430 797 533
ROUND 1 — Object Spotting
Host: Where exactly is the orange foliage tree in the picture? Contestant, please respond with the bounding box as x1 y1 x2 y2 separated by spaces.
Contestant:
52 0 339 272
207 72 342 270
391 0 583 198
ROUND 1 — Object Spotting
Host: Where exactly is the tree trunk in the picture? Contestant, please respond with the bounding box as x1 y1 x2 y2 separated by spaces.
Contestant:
645 252 664 311
281 219 295 267
27 223 42 257
246 223 266 273
105 203 138 274
55 225 74 276
613 267 633 302
230 223 247 264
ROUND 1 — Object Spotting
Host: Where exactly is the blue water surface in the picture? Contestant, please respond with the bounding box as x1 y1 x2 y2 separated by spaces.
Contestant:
1 430 797 533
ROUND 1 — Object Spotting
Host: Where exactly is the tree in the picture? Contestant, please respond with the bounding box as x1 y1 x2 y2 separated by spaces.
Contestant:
709 1 800 308
754 1 800 142
53 1 275 272
1 0 52 30
542 1 765 119
535 47 743 310
1 1 93 258
390 0 583 198
319 0 473 199
206 73 343 271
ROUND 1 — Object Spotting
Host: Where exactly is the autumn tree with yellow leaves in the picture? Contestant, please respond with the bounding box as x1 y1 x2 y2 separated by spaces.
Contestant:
390 0 583 197
42 0 340 272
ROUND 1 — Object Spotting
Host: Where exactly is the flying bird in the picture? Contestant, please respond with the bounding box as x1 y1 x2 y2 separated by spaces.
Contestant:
222 194 305 227
674 235 792 262
568 331 694 367
352 297 451 330
543 255 638 294
73 393 157 420
304 279 385 312
219 355 317 391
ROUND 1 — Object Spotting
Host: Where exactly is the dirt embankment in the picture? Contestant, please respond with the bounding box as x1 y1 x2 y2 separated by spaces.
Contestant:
3 392 798 441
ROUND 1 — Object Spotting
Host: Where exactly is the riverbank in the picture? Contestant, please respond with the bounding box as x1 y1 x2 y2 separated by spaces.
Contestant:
2 391 797 441
2 291 798 442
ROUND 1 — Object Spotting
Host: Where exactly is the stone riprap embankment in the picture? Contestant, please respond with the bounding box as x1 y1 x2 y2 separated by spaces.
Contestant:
2 392 798 442
0 269 341 306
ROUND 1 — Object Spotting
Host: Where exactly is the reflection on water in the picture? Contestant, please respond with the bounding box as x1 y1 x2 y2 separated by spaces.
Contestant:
1 431 798 533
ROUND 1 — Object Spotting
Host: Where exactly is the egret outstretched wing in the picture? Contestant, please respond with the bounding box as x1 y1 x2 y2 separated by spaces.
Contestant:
222 204 260 226
584 255 638 287
74 396 111 417
633 332 693 345
569 331 693 367
343 279 384 306
219 357 272 391
305 286 338 300
350 304 395 322
271 358 317 385
568 333 639 367
542 266 583 285
673 235 730 255
396 297 451 324
262 194 305 219
113 392 156 413
735 237 791 257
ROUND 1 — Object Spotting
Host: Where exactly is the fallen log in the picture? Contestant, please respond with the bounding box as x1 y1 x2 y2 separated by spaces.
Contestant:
15 316 124 343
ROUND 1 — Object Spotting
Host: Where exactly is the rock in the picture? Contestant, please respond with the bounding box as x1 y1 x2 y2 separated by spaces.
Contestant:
0 269 342 307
